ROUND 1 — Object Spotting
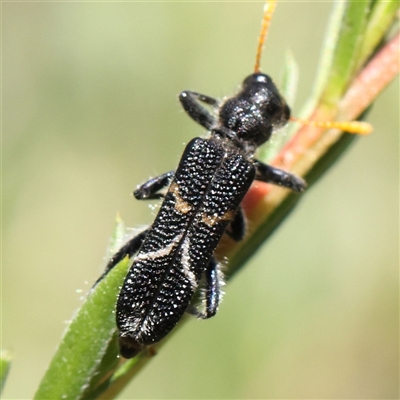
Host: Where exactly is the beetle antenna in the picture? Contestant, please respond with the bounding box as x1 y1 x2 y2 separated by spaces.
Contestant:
290 117 373 135
254 0 277 73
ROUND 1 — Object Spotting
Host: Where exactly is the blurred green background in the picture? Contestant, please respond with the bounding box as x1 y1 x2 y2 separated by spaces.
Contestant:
3 1 398 399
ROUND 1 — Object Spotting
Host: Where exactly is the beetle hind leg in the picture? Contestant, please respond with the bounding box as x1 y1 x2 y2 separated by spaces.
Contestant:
187 257 224 319
93 227 150 287
225 206 246 241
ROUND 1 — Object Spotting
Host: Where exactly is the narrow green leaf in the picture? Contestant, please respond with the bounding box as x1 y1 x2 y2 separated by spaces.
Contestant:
312 1 347 100
34 258 130 400
280 49 299 109
107 214 126 258
321 1 371 106
260 50 299 163
0 350 12 394
355 0 399 71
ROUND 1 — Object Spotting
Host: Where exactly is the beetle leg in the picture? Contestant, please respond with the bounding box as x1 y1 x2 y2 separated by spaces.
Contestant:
254 159 306 192
179 91 219 130
187 257 222 319
134 171 175 200
94 228 150 287
225 206 246 241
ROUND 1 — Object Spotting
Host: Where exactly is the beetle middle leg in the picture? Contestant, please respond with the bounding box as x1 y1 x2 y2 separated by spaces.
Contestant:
134 170 175 200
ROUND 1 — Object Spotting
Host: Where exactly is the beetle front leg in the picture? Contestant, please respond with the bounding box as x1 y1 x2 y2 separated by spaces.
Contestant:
134 171 175 200
254 159 306 192
179 91 219 130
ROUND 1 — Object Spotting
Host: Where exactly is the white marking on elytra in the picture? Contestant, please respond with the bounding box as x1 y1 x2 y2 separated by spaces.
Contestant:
181 236 197 288
135 232 184 262
121 308 156 338
121 231 198 336
140 314 153 335
120 317 141 337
